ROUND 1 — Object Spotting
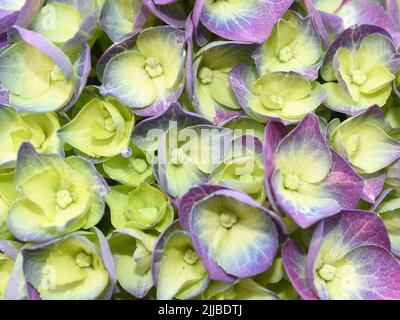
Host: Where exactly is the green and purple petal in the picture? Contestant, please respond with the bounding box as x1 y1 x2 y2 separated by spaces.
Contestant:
188 188 283 279
198 0 293 43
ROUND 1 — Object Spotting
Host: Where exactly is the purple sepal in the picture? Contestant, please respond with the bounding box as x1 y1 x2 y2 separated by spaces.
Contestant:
263 120 288 216
361 171 386 204
62 42 91 112
282 240 319 300
198 0 294 43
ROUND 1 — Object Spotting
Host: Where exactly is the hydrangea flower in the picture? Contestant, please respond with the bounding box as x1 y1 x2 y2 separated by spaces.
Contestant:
98 26 186 116
152 221 209 300
264 113 363 228
252 10 324 80
58 91 135 159
189 41 255 123
304 0 399 45
179 184 285 281
329 106 400 202
321 25 400 114
231 69 326 124
18 228 115 300
0 107 61 168
108 228 157 298
0 27 91 113
210 136 266 203
102 143 154 187
283 210 400 300
133 103 231 200
104 183 174 232
7 143 108 242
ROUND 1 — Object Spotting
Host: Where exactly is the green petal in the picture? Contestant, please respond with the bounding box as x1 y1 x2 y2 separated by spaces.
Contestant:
281 84 324 119
276 18 298 52
361 65 395 94
10 79 74 113
341 123 400 174
30 2 82 44
157 232 207 300
209 70 241 110
103 144 154 187
254 73 311 101
104 185 131 229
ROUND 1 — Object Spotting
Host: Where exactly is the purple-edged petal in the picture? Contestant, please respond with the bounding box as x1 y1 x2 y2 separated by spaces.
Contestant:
263 120 288 216
20 230 115 300
272 114 363 228
321 24 398 82
190 189 280 279
144 0 189 28
152 221 210 300
306 210 396 299
361 171 385 204
252 11 323 81
62 41 91 112
9 26 73 80
282 240 319 300
230 64 264 123
198 0 293 43
99 26 186 116
275 113 332 184
190 41 254 123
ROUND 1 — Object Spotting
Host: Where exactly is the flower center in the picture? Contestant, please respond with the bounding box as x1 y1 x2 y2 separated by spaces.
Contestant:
219 211 238 229
284 175 300 191
104 117 116 132
278 46 293 62
183 248 199 265
56 190 73 209
318 263 336 281
75 252 92 268
131 158 148 173
268 94 285 109
352 69 367 86
169 148 188 166
145 57 163 78
199 67 214 85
